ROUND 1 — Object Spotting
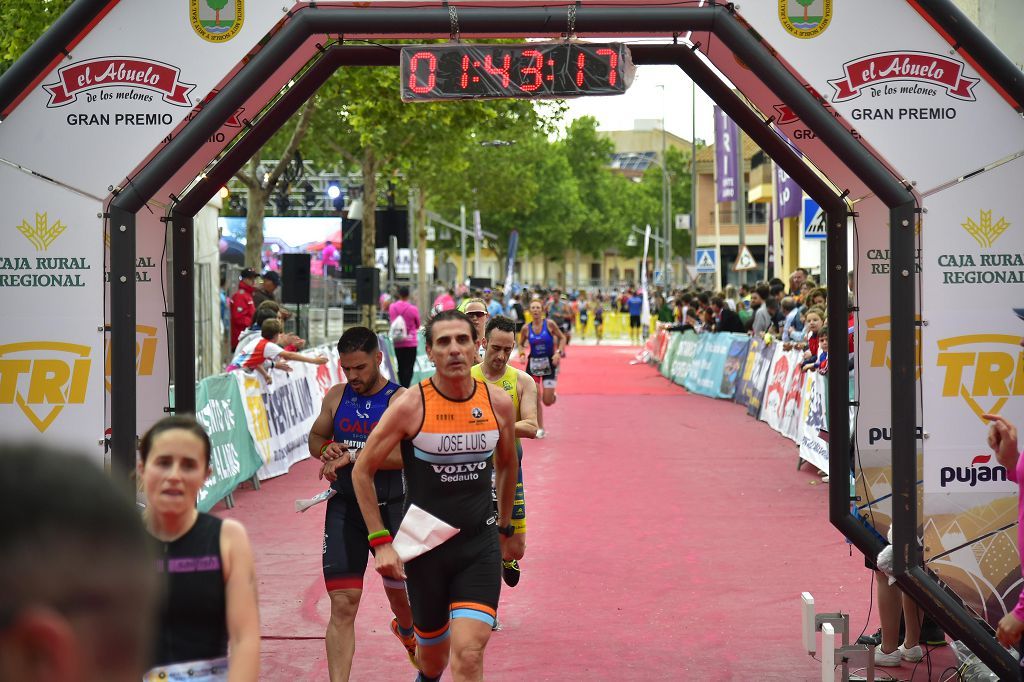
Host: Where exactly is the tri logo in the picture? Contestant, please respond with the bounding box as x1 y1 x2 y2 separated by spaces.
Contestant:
0 341 91 432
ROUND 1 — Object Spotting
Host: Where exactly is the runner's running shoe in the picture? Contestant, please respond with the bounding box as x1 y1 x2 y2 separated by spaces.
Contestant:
391 618 419 670
502 559 521 587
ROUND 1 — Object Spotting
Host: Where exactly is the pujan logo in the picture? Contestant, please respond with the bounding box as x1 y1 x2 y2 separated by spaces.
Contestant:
0 342 91 432
779 0 832 39
190 0 244 43
961 210 1010 249
18 212 66 251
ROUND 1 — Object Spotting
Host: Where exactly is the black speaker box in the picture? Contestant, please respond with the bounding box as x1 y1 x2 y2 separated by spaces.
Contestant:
281 253 311 304
355 266 380 306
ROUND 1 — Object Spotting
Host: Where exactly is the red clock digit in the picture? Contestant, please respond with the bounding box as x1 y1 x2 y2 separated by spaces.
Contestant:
596 48 619 86
519 49 543 92
575 53 587 87
408 51 437 95
483 54 512 88
461 55 471 89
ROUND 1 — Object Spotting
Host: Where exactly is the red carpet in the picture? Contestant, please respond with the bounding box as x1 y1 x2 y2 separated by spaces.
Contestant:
220 345 956 680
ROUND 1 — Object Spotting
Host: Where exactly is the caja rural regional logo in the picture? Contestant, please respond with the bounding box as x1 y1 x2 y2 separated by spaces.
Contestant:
778 0 832 39
935 334 1022 421
961 210 1010 249
190 0 244 43
0 342 91 432
18 212 66 251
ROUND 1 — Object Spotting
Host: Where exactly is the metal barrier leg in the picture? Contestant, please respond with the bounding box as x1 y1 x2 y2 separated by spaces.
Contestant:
250 474 261 491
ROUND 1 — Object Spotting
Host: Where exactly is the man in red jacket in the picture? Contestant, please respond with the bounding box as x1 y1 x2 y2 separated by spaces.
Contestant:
229 268 259 350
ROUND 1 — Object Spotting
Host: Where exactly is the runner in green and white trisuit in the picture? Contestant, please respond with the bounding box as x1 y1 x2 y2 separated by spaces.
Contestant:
472 315 538 588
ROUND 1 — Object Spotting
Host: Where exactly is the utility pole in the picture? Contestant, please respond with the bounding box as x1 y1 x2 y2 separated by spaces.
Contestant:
460 204 467 286
473 209 482 280
737 127 747 287
691 77 698 287
658 84 672 288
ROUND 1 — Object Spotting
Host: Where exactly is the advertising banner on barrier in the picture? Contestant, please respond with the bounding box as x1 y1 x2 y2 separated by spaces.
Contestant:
918 156 1023 628
660 332 683 379
683 333 748 399
194 374 264 512
377 334 399 384
735 338 764 407
235 358 325 480
720 337 752 400
669 331 701 387
760 345 806 436
798 372 830 472
746 340 777 418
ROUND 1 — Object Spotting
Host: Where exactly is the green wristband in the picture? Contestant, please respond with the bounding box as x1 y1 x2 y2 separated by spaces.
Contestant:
367 529 391 541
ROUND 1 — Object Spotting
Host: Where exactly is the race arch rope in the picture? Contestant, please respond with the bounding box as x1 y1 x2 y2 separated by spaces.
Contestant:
0 1 1021 673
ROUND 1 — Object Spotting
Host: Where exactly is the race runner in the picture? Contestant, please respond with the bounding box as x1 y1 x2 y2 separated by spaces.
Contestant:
518 298 565 439
352 309 518 682
472 315 538 588
548 288 573 351
307 327 416 680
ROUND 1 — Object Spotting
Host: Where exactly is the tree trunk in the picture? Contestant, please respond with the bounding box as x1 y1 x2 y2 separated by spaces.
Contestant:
415 189 429 318
361 151 379 268
244 157 265 268
215 9 221 26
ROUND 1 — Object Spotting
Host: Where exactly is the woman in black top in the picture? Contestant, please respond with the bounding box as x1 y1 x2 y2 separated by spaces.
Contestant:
138 416 260 681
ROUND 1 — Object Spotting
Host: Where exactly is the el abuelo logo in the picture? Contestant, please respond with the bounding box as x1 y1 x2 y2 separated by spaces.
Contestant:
43 56 195 108
935 334 1023 421
191 0 244 43
778 0 832 39
0 341 91 432
828 51 978 104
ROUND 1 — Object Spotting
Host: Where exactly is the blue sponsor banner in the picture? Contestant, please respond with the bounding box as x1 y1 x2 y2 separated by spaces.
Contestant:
719 337 752 399
682 333 748 398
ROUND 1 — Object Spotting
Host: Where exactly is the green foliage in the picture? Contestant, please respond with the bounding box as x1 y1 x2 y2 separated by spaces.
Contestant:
0 0 75 75
206 0 230 11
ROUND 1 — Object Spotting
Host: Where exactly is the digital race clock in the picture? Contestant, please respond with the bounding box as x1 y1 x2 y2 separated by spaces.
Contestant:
400 43 635 102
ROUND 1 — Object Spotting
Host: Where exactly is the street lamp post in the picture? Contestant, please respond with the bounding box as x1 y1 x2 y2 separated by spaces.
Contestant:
657 84 672 288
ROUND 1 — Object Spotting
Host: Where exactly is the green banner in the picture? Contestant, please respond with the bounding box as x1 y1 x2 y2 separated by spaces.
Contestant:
669 331 701 387
660 332 683 379
194 374 265 512
410 329 436 385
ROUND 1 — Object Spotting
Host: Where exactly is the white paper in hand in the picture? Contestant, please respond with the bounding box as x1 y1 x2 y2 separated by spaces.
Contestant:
392 504 460 562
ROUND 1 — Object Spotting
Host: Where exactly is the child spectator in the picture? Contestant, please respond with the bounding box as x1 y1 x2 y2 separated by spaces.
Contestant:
800 307 826 371
227 318 327 383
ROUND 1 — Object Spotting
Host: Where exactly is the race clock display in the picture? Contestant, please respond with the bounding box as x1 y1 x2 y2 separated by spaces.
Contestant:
400 43 635 102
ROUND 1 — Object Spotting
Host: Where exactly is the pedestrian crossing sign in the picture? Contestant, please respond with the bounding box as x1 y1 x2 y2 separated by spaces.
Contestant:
695 248 717 273
734 245 757 271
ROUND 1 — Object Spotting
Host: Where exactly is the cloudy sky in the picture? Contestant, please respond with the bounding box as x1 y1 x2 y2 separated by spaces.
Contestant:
559 55 720 145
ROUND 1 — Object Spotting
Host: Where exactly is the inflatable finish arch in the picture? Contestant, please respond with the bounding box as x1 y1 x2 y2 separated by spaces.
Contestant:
1 1 1021 675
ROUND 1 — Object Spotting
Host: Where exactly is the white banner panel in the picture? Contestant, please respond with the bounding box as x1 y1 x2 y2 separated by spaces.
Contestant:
235 357 327 480
921 157 1024 498
735 1 1024 193
798 371 829 472
0 164 104 461
0 1 288 197
102 207 170 441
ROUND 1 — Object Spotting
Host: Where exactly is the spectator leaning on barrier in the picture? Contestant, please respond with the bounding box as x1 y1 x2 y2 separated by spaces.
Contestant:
227 317 327 381
712 296 746 334
389 285 421 388
0 442 159 682
788 267 808 296
751 294 776 338
229 268 259 350
253 270 286 315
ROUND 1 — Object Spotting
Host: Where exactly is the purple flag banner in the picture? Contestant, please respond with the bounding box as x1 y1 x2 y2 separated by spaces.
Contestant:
775 162 801 219
714 106 739 203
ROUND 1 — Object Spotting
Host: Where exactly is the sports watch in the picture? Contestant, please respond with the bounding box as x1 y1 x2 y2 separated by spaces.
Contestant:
497 524 515 537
